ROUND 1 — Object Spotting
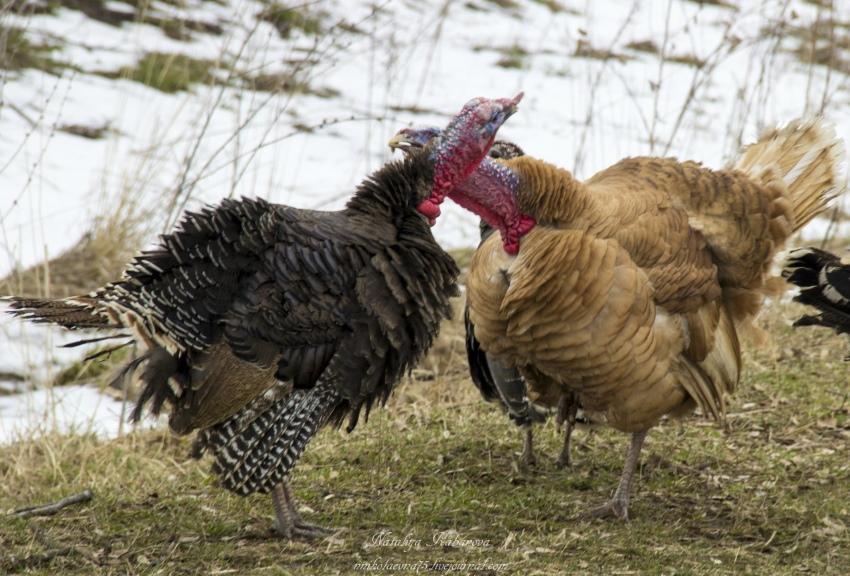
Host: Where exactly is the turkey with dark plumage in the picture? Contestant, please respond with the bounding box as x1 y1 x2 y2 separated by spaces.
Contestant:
5 93 522 538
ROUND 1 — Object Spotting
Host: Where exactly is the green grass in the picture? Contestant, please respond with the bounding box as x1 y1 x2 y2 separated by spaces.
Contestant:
51 345 132 388
483 0 521 10
9 0 226 35
496 44 529 69
112 52 216 93
242 72 340 98
258 3 326 39
1 301 849 574
683 0 738 8
0 27 67 75
574 39 631 63
473 43 530 70
530 0 577 14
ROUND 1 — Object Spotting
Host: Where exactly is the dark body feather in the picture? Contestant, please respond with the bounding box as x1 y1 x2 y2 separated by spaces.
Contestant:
8 151 459 495
784 247 850 336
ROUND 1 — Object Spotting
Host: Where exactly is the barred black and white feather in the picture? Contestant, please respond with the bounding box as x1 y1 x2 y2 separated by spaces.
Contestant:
194 379 340 495
783 247 850 334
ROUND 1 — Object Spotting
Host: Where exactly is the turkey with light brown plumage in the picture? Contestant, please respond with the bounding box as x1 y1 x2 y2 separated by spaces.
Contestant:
401 119 845 519
389 134 585 468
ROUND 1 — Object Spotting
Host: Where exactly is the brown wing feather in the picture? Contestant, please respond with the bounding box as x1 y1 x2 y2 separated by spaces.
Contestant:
468 120 841 431
583 159 721 313
470 227 688 432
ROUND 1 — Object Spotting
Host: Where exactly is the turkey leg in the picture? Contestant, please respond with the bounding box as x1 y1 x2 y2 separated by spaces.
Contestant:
587 429 648 520
271 482 333 539
520 424 536 467
555 393 578 468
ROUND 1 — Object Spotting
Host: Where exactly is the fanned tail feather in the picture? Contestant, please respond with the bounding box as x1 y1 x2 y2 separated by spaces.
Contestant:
735 118 846 235
719 119 847 346
3 296 115 329
4 294 185 425
127 347 182 422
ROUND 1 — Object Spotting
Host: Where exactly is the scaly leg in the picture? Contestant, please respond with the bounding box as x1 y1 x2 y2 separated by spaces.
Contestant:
271 482 333 539
555 394 578 468
587 430 648 521
520 424 536 467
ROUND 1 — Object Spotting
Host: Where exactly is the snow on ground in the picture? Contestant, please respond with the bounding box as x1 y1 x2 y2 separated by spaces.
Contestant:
2 0 850 442
0 384 161 441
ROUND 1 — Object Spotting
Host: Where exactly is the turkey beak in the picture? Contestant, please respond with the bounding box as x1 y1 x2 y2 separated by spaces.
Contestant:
388 133 421 153
499 91 524 115
388 134 410 152
484 92 523 137
496 92 523 123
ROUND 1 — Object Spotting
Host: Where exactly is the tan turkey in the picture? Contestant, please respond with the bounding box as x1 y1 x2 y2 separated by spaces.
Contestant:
390 134 584 467
393 118 845 520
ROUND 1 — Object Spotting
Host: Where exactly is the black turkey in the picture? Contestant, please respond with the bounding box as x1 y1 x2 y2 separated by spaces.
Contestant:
5 93 522 539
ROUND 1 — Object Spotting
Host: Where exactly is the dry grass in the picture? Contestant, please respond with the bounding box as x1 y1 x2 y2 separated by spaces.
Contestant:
0 188 154 299
0 299 848 575
573 39 631 63
1 2 850 572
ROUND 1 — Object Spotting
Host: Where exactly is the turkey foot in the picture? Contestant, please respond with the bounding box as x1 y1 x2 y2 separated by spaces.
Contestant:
272 482 333 539
584 430 647 521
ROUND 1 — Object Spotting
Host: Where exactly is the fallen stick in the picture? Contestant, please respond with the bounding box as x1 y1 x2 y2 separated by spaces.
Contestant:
12 489 94 518
3 547 74 572
1 525 81 573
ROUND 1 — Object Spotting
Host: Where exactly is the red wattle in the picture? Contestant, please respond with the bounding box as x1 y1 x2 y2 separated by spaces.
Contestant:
516 215 536 236
417 199 442 220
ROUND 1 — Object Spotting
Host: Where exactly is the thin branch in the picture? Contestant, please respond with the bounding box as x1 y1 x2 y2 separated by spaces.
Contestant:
648 0 674 154
661 20 740 156
572 0 640 174
12 489 94 518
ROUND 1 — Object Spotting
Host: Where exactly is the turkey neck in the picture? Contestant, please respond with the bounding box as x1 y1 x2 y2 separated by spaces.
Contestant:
344 151 435 230
450 156 593 254
442 158 531 255
504 156 590 225
342 147 459 322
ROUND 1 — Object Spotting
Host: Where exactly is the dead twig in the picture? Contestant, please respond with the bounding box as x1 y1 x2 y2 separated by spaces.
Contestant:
3 547 74 572
12 489 94 518
2 526 77 572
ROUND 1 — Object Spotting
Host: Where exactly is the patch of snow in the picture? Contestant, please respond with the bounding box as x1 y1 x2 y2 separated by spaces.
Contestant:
0 384 161 444
2 0 850 441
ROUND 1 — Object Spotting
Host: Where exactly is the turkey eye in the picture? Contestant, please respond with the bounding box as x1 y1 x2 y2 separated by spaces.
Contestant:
490 149 503 158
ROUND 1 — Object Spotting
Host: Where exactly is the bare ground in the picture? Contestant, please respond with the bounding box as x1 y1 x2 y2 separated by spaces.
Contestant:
0 297 848 575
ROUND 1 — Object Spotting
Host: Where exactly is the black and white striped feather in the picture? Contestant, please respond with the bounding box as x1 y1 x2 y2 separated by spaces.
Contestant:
194 379 340 495
783 247 850 335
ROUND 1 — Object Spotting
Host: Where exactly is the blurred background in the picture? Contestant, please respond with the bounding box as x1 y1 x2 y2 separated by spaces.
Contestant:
1 0 849 441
